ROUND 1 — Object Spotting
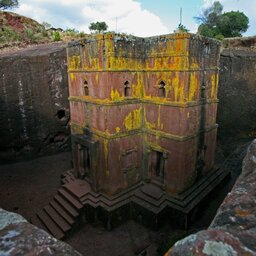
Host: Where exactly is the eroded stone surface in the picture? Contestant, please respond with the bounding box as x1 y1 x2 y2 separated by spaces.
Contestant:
0 208 27 230
0 43 70 163
217 48 256 141
166 139 256 256
0 208 81 256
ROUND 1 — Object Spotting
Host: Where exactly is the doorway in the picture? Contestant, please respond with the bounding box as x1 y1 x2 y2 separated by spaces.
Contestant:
77 144 91 179
150 150 165 183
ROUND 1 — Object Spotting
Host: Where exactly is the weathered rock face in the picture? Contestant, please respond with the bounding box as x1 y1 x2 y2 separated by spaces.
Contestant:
217 49 256 140
0 43 70 163
0 208 82 255
165 139 256 255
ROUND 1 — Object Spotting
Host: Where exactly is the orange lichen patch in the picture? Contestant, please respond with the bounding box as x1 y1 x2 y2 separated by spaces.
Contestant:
95 73 99 85
234 207 252 217
175 38 183 53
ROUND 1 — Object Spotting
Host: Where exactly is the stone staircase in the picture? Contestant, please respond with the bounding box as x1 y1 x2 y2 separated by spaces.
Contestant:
37 171 83 240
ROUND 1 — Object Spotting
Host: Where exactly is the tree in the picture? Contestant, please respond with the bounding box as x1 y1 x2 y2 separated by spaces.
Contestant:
42 22 52 30
89 21 108 34
195 1 223 25
0 0 19 10
217 11 249 37
174 23 189 33
195 1 249 39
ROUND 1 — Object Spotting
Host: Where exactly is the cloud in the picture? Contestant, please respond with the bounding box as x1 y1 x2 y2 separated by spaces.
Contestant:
16 0 169 37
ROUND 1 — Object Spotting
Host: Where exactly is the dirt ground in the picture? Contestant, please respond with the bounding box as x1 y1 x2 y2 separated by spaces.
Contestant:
0 139 251 255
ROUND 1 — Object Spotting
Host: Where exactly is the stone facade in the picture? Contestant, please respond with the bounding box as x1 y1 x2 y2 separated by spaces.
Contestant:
67 33 221 196
64 33 227 228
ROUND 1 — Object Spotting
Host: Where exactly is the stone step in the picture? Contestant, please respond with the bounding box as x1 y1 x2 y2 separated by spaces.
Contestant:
61 170 76 184
54 194 79 218
44 205 71 233
37 210 64 240
50 200 74 225
58 188 83 210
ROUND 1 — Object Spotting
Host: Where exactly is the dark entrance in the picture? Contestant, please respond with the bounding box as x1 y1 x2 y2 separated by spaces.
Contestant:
77 144 91 179
150 150 165 184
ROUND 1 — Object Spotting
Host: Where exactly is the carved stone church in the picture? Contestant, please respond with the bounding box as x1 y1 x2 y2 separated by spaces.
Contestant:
65 32 225 228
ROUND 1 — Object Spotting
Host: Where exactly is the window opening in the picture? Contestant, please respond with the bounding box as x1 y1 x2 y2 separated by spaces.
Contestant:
158 81 166 97
124 81 131 97
84 80 89 96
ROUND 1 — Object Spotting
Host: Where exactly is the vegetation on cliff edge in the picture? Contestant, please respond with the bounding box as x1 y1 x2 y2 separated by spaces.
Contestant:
195 1 249 40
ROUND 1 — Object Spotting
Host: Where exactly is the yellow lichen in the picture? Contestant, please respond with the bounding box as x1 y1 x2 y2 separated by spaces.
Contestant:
190 57 199 69
210 73 218 99
124 108 142 131
188 72 198 101
172 75 184 102
132 73 144 98
69 73 76 81
110 89 123 101
144 110 156 130
157 105 161 128
68 56 81 70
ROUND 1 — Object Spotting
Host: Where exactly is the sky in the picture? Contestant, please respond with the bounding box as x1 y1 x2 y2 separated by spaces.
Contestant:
14 0 255 37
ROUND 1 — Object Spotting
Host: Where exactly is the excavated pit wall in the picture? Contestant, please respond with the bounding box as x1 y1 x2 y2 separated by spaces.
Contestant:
217 48 256 141
0 43 70 163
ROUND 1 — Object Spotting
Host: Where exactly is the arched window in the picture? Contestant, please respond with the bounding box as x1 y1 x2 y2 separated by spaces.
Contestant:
124 81 131 97
84 80 89 96
158 81 166 98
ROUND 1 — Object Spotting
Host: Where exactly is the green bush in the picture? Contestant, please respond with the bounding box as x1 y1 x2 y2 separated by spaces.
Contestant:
79 31 86 38
53 31 61 41
25 28 36 41
65 28 79 37
0 26 21 43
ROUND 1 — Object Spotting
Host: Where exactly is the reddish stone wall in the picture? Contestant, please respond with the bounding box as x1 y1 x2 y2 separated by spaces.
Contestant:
67 33 220 195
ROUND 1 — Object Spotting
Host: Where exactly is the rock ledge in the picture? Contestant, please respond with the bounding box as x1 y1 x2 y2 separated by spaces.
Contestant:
0 208 81 256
